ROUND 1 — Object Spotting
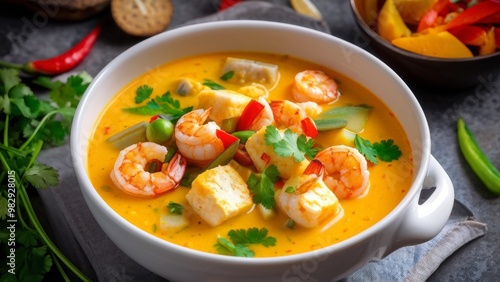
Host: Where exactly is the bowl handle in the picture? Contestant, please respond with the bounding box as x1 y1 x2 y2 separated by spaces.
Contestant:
386 155 455 254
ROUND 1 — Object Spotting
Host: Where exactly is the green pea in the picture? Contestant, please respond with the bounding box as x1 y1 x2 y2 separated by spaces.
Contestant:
146 118 174 144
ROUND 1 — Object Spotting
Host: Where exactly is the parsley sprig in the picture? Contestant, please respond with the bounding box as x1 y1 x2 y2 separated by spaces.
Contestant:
0 69 91 281
214 227 276 257
247 165 280 209
354 135 402 164
123 84 192 122
264 125 318 162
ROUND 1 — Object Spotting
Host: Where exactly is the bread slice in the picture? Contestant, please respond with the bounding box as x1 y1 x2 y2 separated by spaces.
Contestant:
111 0 173 36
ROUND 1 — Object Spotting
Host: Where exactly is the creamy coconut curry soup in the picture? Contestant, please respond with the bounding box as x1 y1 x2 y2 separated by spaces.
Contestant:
88 52 414 257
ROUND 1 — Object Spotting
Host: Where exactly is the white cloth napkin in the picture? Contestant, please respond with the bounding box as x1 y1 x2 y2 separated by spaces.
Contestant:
37 2 487 281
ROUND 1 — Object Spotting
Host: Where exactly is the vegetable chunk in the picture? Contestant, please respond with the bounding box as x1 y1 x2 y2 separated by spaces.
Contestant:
392 31 473 58
186 165 253 226
221 57 279 85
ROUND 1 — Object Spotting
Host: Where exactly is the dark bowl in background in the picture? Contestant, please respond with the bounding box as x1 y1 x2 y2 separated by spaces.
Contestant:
349 0 500 90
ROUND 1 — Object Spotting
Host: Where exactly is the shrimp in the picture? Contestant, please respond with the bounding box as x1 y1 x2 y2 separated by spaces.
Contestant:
270 100 314 135
292 70 340 104
110 142 187 198
247 97 274 131
175 108 225 166
276 160 341 228
314 145 370 200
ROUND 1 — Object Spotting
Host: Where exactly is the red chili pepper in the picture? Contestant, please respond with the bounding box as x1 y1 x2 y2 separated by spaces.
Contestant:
216 129 239 149
301 117 318 138
236 99 265 131
0 25 101 75
219 0 243 11
449 25 488 46
445 1 500 30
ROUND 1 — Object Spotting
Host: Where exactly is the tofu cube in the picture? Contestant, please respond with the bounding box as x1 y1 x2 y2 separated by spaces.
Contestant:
186 165 253 226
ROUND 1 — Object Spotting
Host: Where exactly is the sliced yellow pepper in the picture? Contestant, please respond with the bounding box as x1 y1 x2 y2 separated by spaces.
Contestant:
378 0 412 41
392 31 473 58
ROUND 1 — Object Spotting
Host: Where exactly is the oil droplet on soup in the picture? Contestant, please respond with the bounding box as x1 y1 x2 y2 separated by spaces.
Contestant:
88 52 414 257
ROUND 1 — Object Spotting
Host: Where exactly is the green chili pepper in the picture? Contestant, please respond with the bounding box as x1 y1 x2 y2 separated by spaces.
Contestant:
457 117 500 195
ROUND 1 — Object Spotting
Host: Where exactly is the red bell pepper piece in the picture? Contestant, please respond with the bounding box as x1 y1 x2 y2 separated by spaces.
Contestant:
236 99 265 131
445 1 500 30
449 25 488 46
417 0 451 32
478 11 500 24
301 117 318 138
233 144 254 166
219 0 243 11
260 152 271 164
216 129 239 149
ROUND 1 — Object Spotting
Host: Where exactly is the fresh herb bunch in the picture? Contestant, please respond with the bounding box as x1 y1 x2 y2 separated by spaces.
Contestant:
0 68 91 282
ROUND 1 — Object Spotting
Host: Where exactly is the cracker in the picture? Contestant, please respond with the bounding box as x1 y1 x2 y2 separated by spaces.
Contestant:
111 0 173 36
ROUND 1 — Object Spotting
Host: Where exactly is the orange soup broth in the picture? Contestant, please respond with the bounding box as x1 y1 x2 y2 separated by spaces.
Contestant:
88 52 414 257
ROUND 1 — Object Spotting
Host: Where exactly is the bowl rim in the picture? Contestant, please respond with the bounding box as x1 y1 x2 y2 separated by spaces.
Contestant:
71 19 431 265
348 0 500 62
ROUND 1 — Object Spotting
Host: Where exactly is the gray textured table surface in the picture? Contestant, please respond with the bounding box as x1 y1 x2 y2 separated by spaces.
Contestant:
1 0 499 281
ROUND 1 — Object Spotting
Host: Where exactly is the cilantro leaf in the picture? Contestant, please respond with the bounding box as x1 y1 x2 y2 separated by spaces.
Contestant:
228 227 277 247
247 165 280 209
124 89 191 123
203 79 225 90
355 135 402 164
354 135 378 164
167 201 183 215
214 238 254 257
0 68 21 93
373 139 402 162
264 126 316 162
24 163 59 189
220 71 234 81
135 84 153 104
47 74 90 108
215 227 276 257
297 134 319 159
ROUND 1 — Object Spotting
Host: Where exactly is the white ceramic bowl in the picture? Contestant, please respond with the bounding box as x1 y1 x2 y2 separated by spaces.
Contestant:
71 20 454 281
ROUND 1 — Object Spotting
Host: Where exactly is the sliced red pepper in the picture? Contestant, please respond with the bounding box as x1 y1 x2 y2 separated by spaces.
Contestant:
478 11 500 24
449 25 488 46
216 129 239 149
301 118 318 138
219 0 243 11
149 115 160 123
236 99 265 131
234 145 254 166
445 1 500 30
417 0 451 32
274 179 285 189
260 152 271 164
